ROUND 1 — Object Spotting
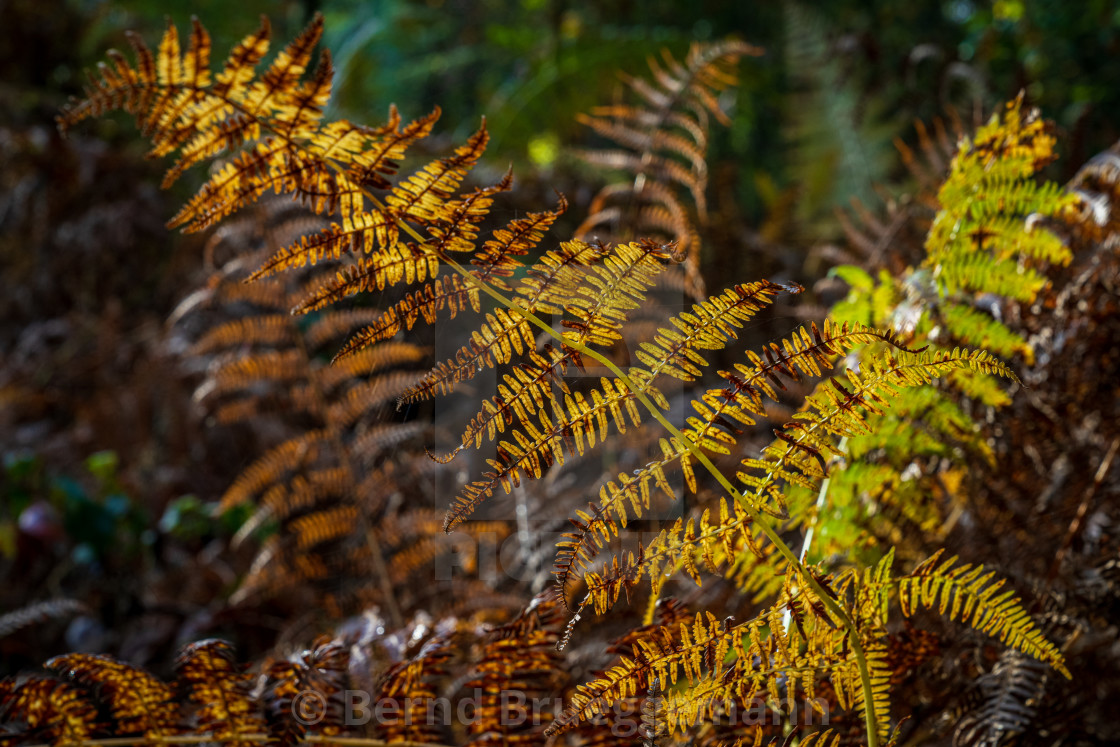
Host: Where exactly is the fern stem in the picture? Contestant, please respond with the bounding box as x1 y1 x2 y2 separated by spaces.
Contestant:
799 437 848 564
345 178 882 747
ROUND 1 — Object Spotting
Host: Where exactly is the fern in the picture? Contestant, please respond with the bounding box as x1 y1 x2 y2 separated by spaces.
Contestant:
43 15 1090 747
574 39 761 297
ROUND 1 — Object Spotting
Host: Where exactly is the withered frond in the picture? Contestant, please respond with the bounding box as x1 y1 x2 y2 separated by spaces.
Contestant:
576 40 761 297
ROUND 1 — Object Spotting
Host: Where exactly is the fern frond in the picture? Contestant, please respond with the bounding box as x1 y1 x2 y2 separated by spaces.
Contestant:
553 321 905 597
45 655 178 739
262 639 349 746
401 307 536 404
954 649 1048 747
738 347 1015 515
939 302 1032 363
576 40 761 297
219 431 327 511
174 640 264 746
469 195 568 290
293 243 441 314
899 550 1070 677
375 633 453 744
0 677 101 746
464 595 563 747
191 315 296 354
0 599 89 641
924 97 1076 303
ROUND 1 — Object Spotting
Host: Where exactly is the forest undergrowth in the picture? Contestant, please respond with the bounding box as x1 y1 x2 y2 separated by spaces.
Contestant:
2 11 1120 747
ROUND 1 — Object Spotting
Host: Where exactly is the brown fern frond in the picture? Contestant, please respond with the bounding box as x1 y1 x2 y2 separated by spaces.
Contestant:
576 40 761 297
174 640 265 746
374 632 454 744
219 430 327 511
325 373 417 430
333 274 479 360
0 677 101 745
191 314 296 354
45 654 178 739
262 638 349 746
0 599 89 641
464 594 565 747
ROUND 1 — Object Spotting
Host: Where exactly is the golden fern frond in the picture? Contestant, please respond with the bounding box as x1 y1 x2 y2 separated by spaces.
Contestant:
553 320 904 598
0 677 101 746
469 195 568 290
401 307 536 404
324 370 422 428
738 347 1016 516
289 504 360 550
45 655 178 739
575 346 1016 618
292 243 441 314
249 467 348 528
332 194 567 362
548 611 732 735
440 246 780 531
551 604 844 739
331 274 479 360
402 239 672 407
174 640 264 747
899 550 1070 677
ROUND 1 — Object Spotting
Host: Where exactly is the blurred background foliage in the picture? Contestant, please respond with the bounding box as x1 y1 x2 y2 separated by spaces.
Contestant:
17 0 1117 273
3 0 1120 670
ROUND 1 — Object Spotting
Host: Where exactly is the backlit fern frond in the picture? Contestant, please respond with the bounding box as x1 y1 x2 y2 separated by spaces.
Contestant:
568 345 1015 624
576 40 761 297
551 598 848 741
406 238 673 408
924 97 1075 300
175 640 265 747
554 320 911 599
441 273 798 533
44 655 178 739
899 551 1070 677
0 677 100 746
